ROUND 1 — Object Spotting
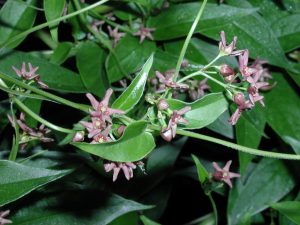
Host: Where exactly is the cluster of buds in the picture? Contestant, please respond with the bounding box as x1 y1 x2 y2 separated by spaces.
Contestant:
8 113 53 150
212 160 240 188
104 161 144 182
133 25 155 43
75 88 125 143
12 63 48 88
187 78 210 100
0 210 12 225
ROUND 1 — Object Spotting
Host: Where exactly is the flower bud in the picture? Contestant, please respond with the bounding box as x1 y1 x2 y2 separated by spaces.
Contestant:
224 74 235 83
219 64 234 77
72 131 85 142
233 93 245 106
181 59 189 68
117 125 126 136
160 128 172 142
247 86 257 95
157 99 169 111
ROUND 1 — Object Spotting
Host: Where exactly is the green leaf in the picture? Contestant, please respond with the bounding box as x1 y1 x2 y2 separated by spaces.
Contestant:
191 154 208 184
0 160 72 206
147 2 256 40
0 0 37 48
207 110 234 139
72 121 155 162
23 98 42 127
140 215 161 225
228 158 295 225
167 93 228 129
112 54 153 112
0 50 87 93
106 35 156 83
271 201 300 225
43 0 65 42
76 41 109 98
10 190 152 225
50 42 73 65
264 73 300 154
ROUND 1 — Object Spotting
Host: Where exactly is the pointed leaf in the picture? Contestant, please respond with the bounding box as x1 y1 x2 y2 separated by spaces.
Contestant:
191 154 208 184
140 215 161 225
271 201 300 225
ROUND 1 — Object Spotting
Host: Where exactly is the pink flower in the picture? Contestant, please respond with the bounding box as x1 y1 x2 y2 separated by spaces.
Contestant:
212 160 240 188
167 106 191 139
0 210 12 225
86 88 125 123
107 26 125 47
90 125 112 144
104 161 143 182
238 50 258 83
228 93 253 125
219 31 243 56
134 25 155 43
155 71 189 90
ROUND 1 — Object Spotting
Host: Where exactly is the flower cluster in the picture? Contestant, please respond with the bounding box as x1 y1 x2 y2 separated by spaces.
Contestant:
212 160 240 188
8 113 53 150
187 78 210 100
12 63 48 88
0 210 11 225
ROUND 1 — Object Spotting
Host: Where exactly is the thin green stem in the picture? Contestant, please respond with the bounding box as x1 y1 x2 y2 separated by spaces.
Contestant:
0 0 109 49
0 73 89 112
202 54 222 71
8 102 20 161
173 0 208 80
13 98 74 134
207 194 218 225
18 150 47 163
0 85 50 101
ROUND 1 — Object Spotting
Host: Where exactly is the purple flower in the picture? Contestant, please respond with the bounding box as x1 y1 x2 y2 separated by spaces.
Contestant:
228 93 253 125
0 210 12 225
104 161 143 182
219 31 243 56
107 26 125 47
80 117 105 139
167 106 191 139
212 160 240 188
155 71 189 90
86 88 125 123
134 25 155 43
238 50 259 83
12 63 48 88
91 125 112 144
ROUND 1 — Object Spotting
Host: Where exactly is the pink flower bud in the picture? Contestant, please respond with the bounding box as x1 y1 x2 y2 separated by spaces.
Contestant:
117 125 126 136
219 64 234 77
157 99 169 111
160 128 172 142
233 93 245 106
224 74 235 83
72 131 85 142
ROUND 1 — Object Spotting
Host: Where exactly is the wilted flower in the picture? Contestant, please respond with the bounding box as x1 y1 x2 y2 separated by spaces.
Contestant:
104 161 143 182
0 210 12 225
156 71 189 90
12 62 48 88
228 93 253 125
134 25 155 43
219 31 243 56
86 89 125 123
107 26 125 47
212 160 240 188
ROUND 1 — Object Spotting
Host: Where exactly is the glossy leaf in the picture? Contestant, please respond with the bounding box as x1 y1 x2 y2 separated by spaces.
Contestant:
207 110 234 139
228 158 295 225
0 50 87 93
77 41 109 98
72 121 155 162
0 160 72 206
10 190 152 225
147 2 256 40
106 35 156 83
140 215 161 225
271 201 300 225
50 42 73 65
167 93 228 129
191 154 208 184
264 73 300 154
0 0 37 48
44 0 65 42
112 54 153 112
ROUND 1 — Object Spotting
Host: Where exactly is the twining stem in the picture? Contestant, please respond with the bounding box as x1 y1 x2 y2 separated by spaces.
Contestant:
207 194 218 225
0 0 109 49
13 98 74 134
174 0 208 80
0 73 89 112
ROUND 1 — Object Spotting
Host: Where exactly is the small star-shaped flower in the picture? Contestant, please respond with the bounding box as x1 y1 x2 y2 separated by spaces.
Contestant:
134 25 155 43
155 71 189 90
219 31 243 56
104 161 143 182
107 26 125 47
228 93 253 125
212 160 240 188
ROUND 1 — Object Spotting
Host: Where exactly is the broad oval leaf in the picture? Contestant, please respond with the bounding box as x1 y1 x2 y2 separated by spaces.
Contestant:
0 160 72 206
112 54 153 112
270 201 300 225
167 93 228 129
0 0 37 48
44 0 66 42
0 50 87 93
147 2 256 40
76 41 109 98
228 158 295 225
72 121 155 162
106 35 156 83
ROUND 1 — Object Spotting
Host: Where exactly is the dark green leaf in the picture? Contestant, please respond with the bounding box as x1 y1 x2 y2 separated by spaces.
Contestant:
10 190 152 225
140 215 161 225
191 154 208 184
112 54 153 112
228 158 295 225
50 42 73 65
264 73 300 154
0 160 72 206
207 110 234 139
147 2 256 40
72 121 155 162
0 0 37 48
76 41 109 97
23 98 42 127
167 93 228 129
271 201 300 225
44 0 65 42
0 50 87 93
106 35 156 83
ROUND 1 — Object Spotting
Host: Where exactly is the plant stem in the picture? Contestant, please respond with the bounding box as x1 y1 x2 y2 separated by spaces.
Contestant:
8 103 20 161
0 0 109 49
207 193 218 225
173 0 208 80
202 54 222 71
13 98 74 134
0 73 89 112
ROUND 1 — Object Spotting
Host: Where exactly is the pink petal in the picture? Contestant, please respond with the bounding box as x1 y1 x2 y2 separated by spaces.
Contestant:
223 160 232 171
113 167 121 182
101 88 113 107
86 93 99 110
223 178 233 188
212 162 222 171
